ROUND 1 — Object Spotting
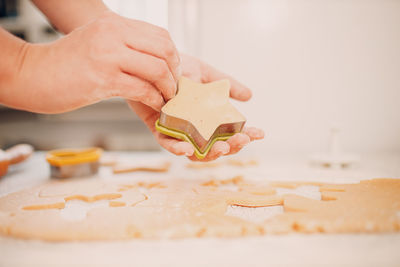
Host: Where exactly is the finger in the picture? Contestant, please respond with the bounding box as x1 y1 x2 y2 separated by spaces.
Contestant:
202 62 252 101
226 133 250 155
205 141 230 161
154 132 194 156
187 141 230 162
127 100 160 128
171 141 195 156
124 31 181 82
128 101 194 156
122 19 181 82
242 127 265 141
119 47 177 100
115 73 164 111
122 18 172 41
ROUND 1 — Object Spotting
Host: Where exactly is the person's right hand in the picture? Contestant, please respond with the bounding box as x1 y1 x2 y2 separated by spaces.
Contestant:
4 11 180 113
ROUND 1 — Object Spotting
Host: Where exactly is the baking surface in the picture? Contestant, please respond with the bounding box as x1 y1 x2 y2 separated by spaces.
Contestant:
1 152 400 266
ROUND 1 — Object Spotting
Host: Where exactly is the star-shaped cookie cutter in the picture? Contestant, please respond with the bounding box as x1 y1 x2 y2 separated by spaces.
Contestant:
155 77 246 159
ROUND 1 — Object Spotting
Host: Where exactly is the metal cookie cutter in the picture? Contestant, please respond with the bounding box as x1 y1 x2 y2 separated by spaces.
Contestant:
156 118 244 159
155 77 246 159
46 147 102 178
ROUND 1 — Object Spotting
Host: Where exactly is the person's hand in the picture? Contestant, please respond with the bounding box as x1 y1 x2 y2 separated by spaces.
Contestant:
5 11 180 113
128 54 264 161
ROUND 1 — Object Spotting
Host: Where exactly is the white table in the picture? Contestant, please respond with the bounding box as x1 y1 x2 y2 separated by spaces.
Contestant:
1 151 400 267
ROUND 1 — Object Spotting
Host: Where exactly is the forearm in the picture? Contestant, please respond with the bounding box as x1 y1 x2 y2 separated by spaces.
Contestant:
31 0 109 34
0 28 29 107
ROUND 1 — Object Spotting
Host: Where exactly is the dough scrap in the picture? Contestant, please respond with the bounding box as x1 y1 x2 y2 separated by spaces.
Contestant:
0 178 399 241
39 179 118 198
117 181 167 192
201 175 245 187
113 162 171 174
263 179 400 233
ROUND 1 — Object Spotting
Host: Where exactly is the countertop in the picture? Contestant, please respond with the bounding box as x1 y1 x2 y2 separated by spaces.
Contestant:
0 151 400 267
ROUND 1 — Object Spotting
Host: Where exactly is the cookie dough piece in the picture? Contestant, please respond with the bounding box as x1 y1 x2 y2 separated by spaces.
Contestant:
0 187 65 211
64 193 122 203
39 179 120 198
268 181 324 189
238 184 277 196
187 213 263 238
264 179 400 234
195 178 280 208
117 182 166 192
113 162 171 174
201 175 245 187
225 193 283 207
109 189 147 207
200 176 278 201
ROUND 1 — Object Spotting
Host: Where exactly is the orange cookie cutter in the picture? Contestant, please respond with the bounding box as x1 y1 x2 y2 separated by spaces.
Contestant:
46 147 102 178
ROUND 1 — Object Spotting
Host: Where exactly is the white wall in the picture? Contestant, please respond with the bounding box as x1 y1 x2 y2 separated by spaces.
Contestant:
176 0 400 154
104 0 168 28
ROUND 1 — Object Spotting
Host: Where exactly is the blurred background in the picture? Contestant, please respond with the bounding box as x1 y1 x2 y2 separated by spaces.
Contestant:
0 0 399 156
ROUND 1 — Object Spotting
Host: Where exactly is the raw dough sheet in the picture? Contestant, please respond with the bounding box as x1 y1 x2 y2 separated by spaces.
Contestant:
1 152 400 267
0 175 399 240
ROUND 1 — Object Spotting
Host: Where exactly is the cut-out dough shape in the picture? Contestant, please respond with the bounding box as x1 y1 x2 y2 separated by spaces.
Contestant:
156 77 246 159
39 180 119 198
113 162 171 174
0 178 399 241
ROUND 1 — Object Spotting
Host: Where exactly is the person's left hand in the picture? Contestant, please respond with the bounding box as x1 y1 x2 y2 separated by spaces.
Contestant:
127 54 264 161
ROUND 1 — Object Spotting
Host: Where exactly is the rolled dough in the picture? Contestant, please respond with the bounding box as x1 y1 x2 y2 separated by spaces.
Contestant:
0 178 399 241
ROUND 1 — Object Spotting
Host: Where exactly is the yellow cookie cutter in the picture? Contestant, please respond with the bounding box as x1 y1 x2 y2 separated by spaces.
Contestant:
155 119 234 159
46 147 102 167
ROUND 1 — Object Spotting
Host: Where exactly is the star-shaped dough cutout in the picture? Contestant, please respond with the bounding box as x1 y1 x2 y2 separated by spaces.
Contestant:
156 76 246 159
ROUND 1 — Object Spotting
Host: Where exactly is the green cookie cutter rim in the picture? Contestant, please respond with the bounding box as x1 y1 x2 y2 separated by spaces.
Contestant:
155 119 234 159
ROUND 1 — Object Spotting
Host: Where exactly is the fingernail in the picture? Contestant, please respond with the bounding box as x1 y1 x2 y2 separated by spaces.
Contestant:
239 90 251 101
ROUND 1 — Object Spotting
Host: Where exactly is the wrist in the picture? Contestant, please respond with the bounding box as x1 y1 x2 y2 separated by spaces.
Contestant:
5 42 51 112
